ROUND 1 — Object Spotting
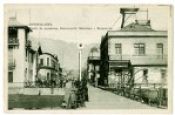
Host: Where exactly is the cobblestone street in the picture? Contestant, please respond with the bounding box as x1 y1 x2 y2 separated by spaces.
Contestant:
80 85 158 109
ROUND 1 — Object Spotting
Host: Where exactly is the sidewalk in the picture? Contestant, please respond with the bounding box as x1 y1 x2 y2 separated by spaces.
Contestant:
80 85 158 109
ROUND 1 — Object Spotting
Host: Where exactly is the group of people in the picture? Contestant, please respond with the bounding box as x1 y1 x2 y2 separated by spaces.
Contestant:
62 78 89 109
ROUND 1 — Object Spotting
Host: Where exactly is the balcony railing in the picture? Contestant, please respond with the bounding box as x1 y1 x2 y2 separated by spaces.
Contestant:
8 61 15 69
38 64 57 70
109 54 167 65
134 83 167 89
88 56 100 60
8 37 19 46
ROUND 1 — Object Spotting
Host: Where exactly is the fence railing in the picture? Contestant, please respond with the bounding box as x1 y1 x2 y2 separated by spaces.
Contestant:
103 82 168 108
8 81 66 88
8 37 19 46
134 83 167 89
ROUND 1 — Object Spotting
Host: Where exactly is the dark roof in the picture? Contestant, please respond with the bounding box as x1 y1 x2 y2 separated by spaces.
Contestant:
28 47 36 54
42 52 58 61
120 8 139 14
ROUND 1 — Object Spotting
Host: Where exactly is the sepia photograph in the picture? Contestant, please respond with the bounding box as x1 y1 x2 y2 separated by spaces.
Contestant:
4 4 173 114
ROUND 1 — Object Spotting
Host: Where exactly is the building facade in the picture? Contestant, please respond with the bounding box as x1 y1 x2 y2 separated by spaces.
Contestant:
38 53 61 87
87 48 100 87
100 8 167 89
8 17 38 87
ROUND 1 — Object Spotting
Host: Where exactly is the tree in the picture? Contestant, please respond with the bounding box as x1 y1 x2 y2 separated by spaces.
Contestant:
81 67 88 81
90 47 99 56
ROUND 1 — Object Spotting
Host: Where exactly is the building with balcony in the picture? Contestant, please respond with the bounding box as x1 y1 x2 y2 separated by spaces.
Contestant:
8 17 38 87
100 8 167 88
38 52 61 87
87 47 100 86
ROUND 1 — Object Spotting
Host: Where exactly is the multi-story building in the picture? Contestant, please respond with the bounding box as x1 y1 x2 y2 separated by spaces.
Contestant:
100 8 167 88
38 52 61 87
87 47 100 86
8 17 38 87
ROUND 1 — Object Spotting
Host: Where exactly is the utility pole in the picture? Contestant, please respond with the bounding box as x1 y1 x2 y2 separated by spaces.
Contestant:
79 49 82 81
77 43 83 81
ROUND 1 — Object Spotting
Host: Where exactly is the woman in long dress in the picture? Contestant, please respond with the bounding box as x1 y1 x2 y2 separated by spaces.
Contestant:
63 80 77 109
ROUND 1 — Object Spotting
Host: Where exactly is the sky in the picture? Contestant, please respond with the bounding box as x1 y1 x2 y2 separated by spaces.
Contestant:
5 4 170 44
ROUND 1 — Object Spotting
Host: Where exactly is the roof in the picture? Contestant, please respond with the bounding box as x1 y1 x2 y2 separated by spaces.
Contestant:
120 23 154 31
107 30 167 38
27 47 36 54
8 17 32 32
41 52 58 61
121 20 154 32
105 20 167 38
107 20 167 37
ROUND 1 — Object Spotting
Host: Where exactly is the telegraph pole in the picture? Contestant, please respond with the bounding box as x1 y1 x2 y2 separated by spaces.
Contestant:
78 43 83 81
79 49 82 81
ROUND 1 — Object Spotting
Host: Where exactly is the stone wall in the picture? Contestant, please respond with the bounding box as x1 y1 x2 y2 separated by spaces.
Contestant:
8 88 65 96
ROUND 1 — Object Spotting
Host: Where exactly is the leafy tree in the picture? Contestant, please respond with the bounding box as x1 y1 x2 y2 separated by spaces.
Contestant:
89 47 99 56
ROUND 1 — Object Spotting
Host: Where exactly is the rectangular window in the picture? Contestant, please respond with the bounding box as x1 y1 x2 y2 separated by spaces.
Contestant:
157 43 163 55
8 47 14 67
47 58 49 66
26 49 28 61
134 43 145 55
115 43 122 54
8 28 18 38
8 72 13 83
161 69 167 84
40 59 43 66
8 28 19 46
161 69 166 78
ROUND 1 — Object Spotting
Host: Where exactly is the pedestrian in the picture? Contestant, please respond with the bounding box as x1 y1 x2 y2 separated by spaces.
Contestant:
74 80 82 107
82 77 89 101
62 79 78 109
85 85 89 101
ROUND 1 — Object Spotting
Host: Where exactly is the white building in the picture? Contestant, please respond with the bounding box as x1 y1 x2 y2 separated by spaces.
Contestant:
100 8 167 88
8 17 38 87
38 53 60 87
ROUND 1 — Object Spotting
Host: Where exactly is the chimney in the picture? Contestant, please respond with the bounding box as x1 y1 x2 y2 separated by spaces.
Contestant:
120 8 139 28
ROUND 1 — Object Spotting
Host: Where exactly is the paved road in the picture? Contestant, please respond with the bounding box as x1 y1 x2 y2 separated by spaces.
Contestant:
80 85 158 109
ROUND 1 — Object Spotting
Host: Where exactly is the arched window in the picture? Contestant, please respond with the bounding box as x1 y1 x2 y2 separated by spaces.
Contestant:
47 57 49 66
47 72 50 81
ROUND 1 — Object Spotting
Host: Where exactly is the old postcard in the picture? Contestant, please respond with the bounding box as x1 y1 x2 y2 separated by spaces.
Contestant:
4 4 173 114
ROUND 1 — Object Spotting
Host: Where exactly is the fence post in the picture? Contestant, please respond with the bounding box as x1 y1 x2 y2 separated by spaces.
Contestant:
139 85 142 102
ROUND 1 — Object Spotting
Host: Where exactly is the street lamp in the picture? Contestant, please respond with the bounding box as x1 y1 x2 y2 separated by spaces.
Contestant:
77 43 84 81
